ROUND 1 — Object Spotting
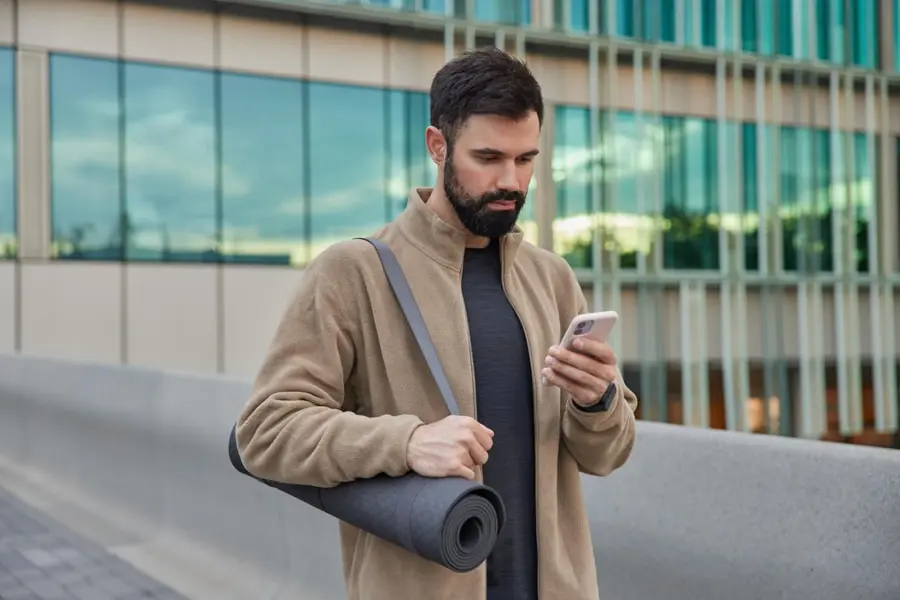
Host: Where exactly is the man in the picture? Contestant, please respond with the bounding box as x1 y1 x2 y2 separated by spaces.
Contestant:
235 47 638 600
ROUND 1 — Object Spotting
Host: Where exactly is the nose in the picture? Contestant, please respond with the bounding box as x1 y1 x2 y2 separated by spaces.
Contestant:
496 163 519 192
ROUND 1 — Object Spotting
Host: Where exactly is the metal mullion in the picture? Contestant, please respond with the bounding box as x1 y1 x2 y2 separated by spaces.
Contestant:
679 280 695 426
633 48 646 275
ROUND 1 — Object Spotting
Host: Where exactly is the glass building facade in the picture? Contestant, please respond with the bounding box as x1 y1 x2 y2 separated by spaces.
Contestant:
2 0 900 446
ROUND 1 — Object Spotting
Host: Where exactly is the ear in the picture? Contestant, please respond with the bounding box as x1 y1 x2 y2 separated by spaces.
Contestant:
425 126 447 167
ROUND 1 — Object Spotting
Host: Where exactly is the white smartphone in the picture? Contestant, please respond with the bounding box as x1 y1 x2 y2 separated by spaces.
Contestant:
543 311 619 386
559 310 619 349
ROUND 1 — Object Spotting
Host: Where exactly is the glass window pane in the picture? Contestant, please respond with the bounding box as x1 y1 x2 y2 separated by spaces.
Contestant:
813 129 833 272
124 62 216 262
614 0 636 37
849 0 877 68
780 126 800 271
50 54 122 260
552 105 593 269
701 0 717 47
662 117 720 270
0 48 14 259
611 111 653 270
220 72 305 266
742 123 760 271
387 90 435 222
853 132 873 273
759 0 776 54
308 82 388 259
741 0 758 52
776 0 793 57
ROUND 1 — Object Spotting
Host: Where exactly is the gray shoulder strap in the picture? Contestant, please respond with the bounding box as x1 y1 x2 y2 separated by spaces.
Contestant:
357 237 460 417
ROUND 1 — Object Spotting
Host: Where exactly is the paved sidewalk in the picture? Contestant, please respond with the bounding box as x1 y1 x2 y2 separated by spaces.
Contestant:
0 486 187 600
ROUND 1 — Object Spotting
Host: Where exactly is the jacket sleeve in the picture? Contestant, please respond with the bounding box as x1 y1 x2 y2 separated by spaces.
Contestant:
234 251 424 488
557 268 639 477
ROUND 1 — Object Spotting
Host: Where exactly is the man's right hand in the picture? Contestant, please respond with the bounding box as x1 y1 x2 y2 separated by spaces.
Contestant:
406 416 494 480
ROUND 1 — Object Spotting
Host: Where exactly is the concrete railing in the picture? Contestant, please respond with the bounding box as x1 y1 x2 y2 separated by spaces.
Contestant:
0 353 898 600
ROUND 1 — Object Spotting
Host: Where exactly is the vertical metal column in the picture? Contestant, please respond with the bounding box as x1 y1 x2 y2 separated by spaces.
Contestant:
14 49 50 261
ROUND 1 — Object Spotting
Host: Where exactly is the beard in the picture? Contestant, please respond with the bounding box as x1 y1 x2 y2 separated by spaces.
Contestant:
443 154 526 239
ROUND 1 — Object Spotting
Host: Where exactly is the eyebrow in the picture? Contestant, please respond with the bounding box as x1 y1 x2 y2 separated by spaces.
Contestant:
472 147 540 159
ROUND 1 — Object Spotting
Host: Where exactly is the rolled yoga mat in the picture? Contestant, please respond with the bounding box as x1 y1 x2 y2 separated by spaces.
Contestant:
227 425 506 573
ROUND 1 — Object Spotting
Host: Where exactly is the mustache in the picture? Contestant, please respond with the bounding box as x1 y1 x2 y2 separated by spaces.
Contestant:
478 190 526 206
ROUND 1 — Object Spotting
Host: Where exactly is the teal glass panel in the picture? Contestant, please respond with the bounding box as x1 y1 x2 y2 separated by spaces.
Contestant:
308 82 388 259
219 72 305 266
386 89 435 222
614 0 636 37
742 123 759 271
552 105 594 269
49 54 122 260
852 133 873 273
701 0 716 47
741 0 758 52
0 48 13 259
123 62 217 262
776 0 793 57
473 0 531 25
816 0 847 63
813 129 833 272
610 111 653 270
640 0 677 43
758 0 776 54
661 117 719 270
849 0 877 68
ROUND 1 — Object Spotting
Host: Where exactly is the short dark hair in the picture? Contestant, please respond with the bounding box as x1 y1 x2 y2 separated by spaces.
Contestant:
429 47 544 145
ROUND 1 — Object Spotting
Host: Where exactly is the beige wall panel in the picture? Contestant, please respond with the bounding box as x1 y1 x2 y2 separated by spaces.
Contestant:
704 287 723 360
219 13 306 79
126 264 217 373
0 0 14 45
17 0 118 57
388 36 446 91
743 290 764 359
527 54 590 106
19 262 121 363
221 265 303 380
306 27 386 87
0 262 14 353
658 70 717 118
122 2 215 68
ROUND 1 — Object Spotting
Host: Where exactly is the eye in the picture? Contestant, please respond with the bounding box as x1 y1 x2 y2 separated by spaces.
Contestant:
516 156 535 165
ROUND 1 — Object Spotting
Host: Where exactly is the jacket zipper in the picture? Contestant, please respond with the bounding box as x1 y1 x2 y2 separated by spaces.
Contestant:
458 262 478 421
499 239 542 598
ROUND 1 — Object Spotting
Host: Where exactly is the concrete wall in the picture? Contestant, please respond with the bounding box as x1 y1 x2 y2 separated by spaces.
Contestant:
0 353 898 600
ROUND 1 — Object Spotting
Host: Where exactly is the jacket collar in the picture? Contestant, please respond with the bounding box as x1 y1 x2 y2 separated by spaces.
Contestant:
395 187 525 272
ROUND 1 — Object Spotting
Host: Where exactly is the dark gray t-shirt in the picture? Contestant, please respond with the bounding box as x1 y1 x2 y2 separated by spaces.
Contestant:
461 238 538 600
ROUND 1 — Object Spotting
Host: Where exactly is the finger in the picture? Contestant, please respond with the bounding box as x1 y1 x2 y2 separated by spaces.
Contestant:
548 345 606 378
541 368 596 405
453 464 476 480
570 338 617 363
544 357 610 393
465 438 490 465
470 424 494 451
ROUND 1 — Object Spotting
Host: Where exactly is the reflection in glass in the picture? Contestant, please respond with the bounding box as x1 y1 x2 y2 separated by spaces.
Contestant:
0 48 14 258
387 90 434 222
610 112 655 269
661 117 719 270
220 72 305 265
49 54 121 260
781 127 835 273
742 123 760 271
552 106 594 269
308 82 388 259
852 133 873 273
124 62 217 261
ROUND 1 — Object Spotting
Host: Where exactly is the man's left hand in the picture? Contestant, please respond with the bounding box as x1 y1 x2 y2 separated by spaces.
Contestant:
542 337 618 408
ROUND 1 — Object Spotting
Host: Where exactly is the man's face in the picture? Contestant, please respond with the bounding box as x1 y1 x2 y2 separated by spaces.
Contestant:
442 112 540 238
